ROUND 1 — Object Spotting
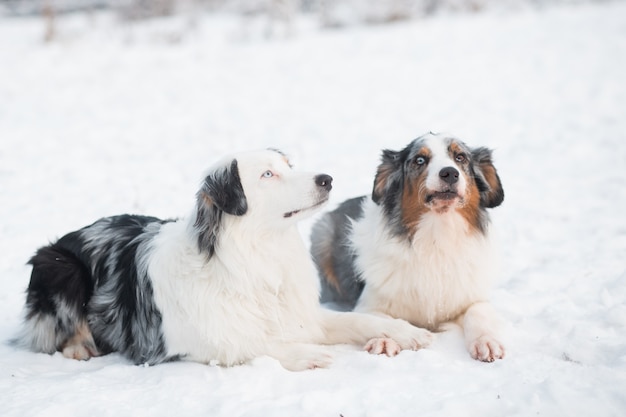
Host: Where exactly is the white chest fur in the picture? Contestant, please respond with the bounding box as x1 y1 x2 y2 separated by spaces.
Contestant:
147 220 324 366
351 201 495 330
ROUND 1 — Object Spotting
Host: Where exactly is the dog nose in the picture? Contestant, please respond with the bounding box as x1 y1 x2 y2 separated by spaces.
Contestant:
439 167 459 185
315 174 333 191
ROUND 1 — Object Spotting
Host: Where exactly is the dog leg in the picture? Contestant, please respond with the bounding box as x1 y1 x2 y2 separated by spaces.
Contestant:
321 309 433 355
268 343 334 371
462 302 505 362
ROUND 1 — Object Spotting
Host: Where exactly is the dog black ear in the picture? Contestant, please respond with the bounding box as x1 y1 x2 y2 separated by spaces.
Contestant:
471 147 504 209
193 159 247 257
372 149 403 204
200 159 248 216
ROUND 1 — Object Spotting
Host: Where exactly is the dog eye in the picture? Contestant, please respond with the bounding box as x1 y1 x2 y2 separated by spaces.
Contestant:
415 156 426 165
261 170 274 178
455 154 467 163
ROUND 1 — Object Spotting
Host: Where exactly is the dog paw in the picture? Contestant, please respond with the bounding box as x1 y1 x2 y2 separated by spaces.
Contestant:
61 323 100 361
62 341 99 361
405 327 435 350
364 337 402 356
388 322 435 351
468 335 505 362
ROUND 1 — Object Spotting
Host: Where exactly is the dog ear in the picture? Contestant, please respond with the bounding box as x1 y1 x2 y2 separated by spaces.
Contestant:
372 149 403 204
193 159 247 257
199 159 248 216
471 147 504 208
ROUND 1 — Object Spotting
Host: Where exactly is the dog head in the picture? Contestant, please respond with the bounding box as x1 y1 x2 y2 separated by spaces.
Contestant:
372 132 504 237
193 149 332 256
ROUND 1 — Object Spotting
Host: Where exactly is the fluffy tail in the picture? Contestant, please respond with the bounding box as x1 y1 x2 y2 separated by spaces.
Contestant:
14 244 100 359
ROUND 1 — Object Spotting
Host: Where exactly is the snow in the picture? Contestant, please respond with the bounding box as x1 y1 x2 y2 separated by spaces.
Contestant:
1 3 626 416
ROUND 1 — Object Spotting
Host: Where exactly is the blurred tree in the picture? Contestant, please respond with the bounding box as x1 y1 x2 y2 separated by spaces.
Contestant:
0 0 611 43
117 0 175 20
42 0 54 41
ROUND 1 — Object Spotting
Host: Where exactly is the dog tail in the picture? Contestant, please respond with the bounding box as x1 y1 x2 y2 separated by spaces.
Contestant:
13 243 99 359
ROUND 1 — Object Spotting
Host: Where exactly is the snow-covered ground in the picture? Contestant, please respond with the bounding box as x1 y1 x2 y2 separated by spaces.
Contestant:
1 3 626 416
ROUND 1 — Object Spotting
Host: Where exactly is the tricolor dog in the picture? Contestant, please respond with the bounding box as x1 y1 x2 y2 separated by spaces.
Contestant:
311 133 506 361
15 149 432 371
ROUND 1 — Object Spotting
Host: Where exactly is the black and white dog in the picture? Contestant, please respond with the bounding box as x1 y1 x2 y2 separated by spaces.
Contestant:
311 133 506 361
15 149 433 371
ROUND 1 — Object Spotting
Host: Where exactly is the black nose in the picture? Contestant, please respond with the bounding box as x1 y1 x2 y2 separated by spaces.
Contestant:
315 174 333 191
439 167 459 185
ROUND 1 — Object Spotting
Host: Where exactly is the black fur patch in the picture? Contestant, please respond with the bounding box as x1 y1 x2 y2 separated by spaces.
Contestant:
26 244 93 319
194 159 248 257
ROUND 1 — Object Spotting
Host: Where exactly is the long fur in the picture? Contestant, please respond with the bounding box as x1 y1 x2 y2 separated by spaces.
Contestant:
311 133 506 362
15 149 433 371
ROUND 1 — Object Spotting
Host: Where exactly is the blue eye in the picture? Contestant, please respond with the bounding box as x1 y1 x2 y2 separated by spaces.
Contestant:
415 157 426 165
262 170 273 178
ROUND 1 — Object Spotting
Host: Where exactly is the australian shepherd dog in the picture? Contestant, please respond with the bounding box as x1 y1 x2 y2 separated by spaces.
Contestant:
15 149 433 371
311 133 506 361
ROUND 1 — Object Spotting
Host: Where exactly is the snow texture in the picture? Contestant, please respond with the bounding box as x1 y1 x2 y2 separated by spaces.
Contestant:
1 3 625 416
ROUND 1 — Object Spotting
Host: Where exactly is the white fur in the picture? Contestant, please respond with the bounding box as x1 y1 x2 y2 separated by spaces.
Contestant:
352 201 504 361
353 200 495 326
148 150 432 371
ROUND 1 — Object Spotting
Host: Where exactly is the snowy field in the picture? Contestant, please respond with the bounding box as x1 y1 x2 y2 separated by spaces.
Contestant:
1 2 626 416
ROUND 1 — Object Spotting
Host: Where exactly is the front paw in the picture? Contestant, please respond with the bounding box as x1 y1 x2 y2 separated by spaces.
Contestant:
403 326 435 350
468 335 505 362
364 325 434 356
364 337 402 356
388 321 434 351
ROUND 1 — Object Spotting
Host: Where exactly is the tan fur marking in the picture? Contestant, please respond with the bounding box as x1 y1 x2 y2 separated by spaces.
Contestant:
373 163 395 201
418 147 432 161
458 180 482 233
401 171 430 238
61 321 100 361
481 164 500 191
448 141 464 157
202 193 213 206
448 140 483 232
319 243 342 294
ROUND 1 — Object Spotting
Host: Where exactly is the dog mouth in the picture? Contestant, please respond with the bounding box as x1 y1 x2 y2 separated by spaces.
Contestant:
426 191 459 203
283 197 329 218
